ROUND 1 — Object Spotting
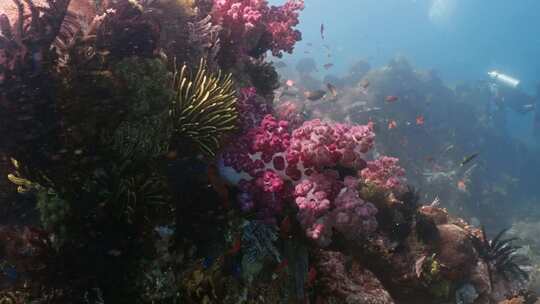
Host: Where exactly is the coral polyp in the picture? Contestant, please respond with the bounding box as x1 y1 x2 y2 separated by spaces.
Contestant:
170 58 238 156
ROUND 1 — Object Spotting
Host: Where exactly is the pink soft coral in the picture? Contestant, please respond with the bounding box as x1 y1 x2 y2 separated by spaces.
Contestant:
294 170 341 247
287 119 375 170
360 156 406 192
211 0 304 58
219 115 385 232
294 174 378 246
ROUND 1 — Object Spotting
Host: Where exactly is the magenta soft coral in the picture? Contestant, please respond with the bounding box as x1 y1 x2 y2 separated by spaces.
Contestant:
211 0 304 58
236 87 272 131
287 119 375 170
219 115 380 229
360 156 406 192
294 173 378 246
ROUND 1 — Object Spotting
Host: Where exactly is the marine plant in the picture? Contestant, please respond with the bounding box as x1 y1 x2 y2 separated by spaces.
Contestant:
170 58 238 157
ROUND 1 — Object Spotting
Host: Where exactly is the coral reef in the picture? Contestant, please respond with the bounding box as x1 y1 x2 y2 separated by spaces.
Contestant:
211 0 304 61
1 0 536 303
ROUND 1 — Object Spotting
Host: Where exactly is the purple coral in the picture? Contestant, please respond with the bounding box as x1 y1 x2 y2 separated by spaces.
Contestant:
211 0 304 58
294 173 378 246
360 156 406 192
331 176 378 241
219 114 387 235
236 87 272 131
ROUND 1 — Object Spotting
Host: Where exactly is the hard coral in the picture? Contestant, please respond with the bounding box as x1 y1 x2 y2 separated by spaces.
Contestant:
314 249 395 304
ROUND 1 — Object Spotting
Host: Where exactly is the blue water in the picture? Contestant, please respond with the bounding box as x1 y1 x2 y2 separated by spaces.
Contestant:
271 0 540 144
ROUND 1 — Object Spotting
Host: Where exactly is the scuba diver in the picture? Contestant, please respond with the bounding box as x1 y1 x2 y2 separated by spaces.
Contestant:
487 70 537 115
485 70 540 139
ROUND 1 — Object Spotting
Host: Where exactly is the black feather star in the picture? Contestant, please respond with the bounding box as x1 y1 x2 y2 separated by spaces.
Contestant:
471 227 529 285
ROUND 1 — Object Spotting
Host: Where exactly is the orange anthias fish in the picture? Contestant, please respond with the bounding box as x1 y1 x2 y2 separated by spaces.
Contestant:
416 115 425 125
385 95 399 103
286 79 295 87
457 179 467 192
388 120 397 129
227 236 242 255
207 164 230 209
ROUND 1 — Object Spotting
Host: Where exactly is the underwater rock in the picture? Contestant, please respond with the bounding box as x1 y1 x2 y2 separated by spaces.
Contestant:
314 249 395 304
470 260 492 301
455 283 479 304
419 205 449 225
437 224 477 281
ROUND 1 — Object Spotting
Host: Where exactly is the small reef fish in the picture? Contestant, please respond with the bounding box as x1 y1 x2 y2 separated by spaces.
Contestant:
416 115 425 125
286 79 295 87
281 90 298 98
360 79 370 89
442 144 455 154
388 120 397 129
326 83 338 98
457 179 467 192
307 42 313 47
320 23 325 40
460 152 479 167
304 90 326 101
227 236 242 255
323 63 334 70
385 95 399 103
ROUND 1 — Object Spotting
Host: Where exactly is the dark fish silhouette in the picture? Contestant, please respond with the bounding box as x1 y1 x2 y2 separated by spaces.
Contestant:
326 83 338 98
460 153 479 167
320 23 325 40
304 90 326 101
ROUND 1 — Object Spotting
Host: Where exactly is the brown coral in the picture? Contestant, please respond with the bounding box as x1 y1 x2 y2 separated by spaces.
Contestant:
313 249 395 304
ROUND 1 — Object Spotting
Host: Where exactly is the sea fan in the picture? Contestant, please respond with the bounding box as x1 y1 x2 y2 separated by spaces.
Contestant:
170 58 238 157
